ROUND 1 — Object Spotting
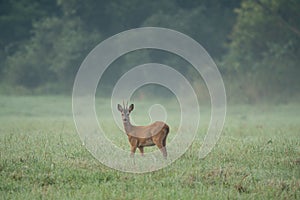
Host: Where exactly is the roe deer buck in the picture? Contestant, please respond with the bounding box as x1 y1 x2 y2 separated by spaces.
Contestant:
117 102 169 158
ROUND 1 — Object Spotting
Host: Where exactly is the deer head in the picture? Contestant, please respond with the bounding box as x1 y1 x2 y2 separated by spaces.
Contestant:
117 102 134 123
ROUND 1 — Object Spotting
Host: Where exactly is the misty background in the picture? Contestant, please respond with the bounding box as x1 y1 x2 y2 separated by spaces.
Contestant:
0 0 299 104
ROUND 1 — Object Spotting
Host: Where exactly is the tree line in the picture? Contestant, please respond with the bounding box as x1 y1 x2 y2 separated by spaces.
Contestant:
0 0 299 103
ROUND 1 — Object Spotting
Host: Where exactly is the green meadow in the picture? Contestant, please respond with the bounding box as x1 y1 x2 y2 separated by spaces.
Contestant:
0 96 299 199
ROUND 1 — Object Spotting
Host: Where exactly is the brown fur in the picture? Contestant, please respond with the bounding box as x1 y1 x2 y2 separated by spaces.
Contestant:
118 103 169 158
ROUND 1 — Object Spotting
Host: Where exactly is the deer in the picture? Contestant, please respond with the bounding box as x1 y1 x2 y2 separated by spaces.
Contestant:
117 102 169 159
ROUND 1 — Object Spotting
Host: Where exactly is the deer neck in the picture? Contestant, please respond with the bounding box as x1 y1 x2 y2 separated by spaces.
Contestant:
123 120 134 134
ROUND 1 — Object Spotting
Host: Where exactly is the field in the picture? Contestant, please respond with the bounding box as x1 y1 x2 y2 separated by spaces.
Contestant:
0 95 299 199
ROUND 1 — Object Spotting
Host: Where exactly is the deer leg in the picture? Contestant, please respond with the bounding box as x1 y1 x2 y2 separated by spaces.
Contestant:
156 144 167 159
162 137 167 158
153 135 168 159
161 146 167 159
130 145 137 158
138 146 144 157
129 138 138 158
162 136 167 147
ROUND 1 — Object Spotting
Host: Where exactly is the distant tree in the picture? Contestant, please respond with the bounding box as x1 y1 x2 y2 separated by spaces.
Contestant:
224 0 300 101
1 0 244 95
0 0 60 79
5 16 101 91
143 0 241 60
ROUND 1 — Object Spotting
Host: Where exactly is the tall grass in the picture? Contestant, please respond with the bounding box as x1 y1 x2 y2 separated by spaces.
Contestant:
0 96 299 199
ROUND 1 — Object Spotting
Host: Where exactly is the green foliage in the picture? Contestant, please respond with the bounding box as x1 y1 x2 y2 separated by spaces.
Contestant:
0 0 299 102
1 0 240 94
0 0 60 77
224 0 300 102
5 16 102 92
143 1 239 59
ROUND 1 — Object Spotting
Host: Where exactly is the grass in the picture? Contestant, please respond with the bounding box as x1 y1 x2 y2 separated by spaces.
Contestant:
0 95 299 199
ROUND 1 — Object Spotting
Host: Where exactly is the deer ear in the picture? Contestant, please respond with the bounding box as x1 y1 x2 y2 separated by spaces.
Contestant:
117 104 123 112
129 104 134 112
